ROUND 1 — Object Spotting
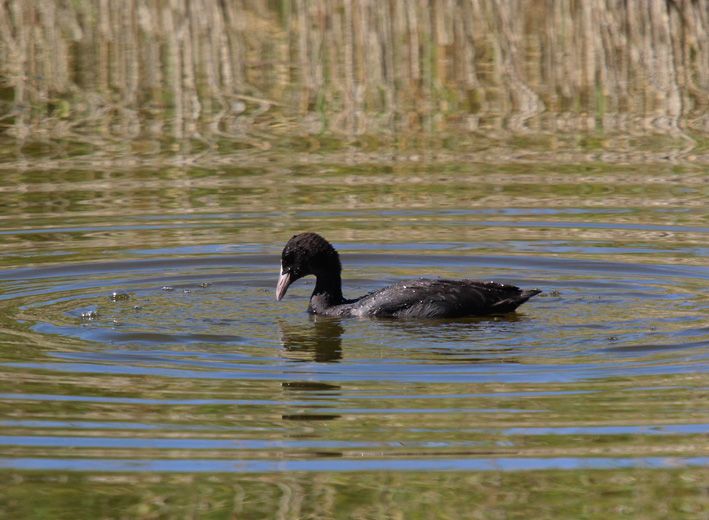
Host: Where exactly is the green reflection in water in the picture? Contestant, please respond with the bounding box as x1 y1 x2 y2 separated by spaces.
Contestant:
1 469 707 519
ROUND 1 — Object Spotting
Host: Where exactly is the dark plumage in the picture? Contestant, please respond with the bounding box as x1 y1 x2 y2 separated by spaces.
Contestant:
276 233 541 319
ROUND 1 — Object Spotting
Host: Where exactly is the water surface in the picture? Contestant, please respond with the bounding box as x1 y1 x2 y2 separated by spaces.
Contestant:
0 160 707 518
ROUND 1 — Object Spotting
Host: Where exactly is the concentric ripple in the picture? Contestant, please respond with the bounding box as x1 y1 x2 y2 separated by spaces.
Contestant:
0 161 707 519
1 240 708 475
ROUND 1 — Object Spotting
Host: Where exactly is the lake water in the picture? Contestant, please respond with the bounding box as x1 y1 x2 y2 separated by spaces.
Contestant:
1 0 709 516
0 158 707 518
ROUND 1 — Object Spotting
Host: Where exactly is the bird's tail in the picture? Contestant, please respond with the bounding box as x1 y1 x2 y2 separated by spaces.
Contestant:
492 288 542 313
520 289 542 302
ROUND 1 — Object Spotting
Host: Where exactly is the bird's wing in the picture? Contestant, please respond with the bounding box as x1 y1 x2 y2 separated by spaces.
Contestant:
353 279 534 318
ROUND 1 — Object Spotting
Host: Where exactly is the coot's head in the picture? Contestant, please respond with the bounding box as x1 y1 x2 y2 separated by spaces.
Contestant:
276 233 341 301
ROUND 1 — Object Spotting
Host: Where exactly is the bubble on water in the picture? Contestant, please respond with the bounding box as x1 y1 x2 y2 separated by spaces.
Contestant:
110 292 129 301
80 310 98 320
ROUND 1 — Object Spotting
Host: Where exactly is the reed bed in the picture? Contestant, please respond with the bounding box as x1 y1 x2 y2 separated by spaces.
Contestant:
0 0 707 159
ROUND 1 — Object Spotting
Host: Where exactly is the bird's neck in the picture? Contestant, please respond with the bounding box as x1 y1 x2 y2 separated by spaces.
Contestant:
309 271 344 312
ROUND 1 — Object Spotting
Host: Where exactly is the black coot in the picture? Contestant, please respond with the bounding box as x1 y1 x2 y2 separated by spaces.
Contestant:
276 233 541 319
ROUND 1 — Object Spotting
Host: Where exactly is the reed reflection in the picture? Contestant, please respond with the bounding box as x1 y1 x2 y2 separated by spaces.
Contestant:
1 0 705 159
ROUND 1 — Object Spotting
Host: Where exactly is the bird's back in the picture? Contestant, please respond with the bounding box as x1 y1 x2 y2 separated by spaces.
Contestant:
345 279 541 319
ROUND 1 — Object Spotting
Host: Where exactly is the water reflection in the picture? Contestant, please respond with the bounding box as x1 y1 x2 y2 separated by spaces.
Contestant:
1 0 706 159
280 382 342 422
277 318 344 421
366 314 530 363
278 317 344 363
0 1 707 516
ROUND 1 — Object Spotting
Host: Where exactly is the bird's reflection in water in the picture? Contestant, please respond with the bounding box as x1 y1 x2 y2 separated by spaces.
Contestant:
371 313 529 362
279 317 344 421
278 316 344 363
